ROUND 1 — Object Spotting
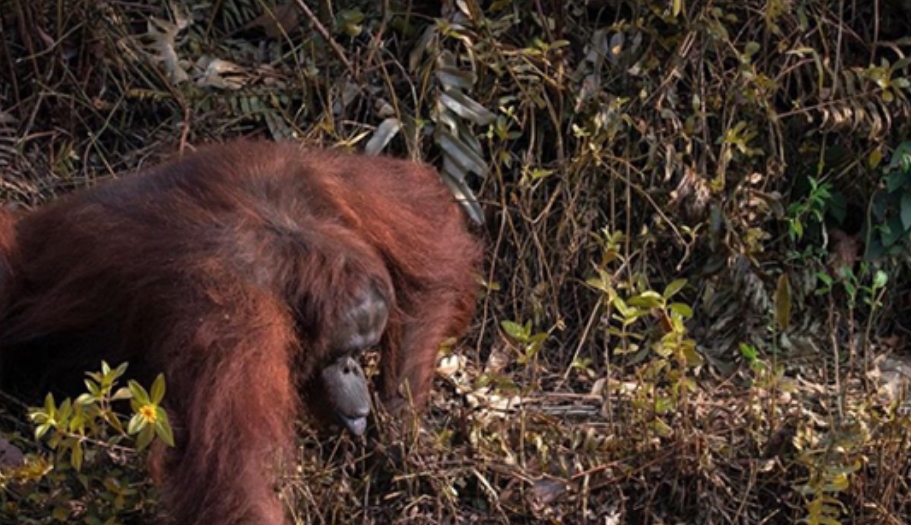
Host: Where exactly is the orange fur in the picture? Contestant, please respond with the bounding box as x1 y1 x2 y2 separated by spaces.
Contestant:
0 141 481 525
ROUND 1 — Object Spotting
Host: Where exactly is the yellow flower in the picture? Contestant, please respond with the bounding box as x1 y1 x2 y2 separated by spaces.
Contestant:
139 405 158 423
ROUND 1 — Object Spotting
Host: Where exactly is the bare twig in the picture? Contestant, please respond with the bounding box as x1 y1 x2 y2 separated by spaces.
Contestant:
292 0 354 76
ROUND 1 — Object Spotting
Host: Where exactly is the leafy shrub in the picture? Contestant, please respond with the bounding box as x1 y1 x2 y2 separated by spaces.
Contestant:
1 362 172 524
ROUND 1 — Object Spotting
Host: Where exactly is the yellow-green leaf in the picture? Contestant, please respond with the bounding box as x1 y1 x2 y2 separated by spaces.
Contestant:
155 409 176 447
868 148 883 168
672 0 684 17
663 279 688 299
151 374 167 405
774 273 791 330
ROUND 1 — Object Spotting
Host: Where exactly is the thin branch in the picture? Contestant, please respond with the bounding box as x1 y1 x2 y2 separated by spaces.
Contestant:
292 0 354 76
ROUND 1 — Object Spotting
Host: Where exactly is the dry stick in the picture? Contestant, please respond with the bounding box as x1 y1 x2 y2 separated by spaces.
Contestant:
292 0 354 76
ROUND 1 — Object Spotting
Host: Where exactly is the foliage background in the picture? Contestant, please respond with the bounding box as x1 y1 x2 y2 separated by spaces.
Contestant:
2 0 911 524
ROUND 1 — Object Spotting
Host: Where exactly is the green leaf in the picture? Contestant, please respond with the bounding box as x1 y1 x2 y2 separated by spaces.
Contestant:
529 332 549 344
744 41 761 57
868 148 883 169
882 216 904 248
43 393 56 415
71 441 84 471
663 279 688 299
337 8 365 37
57 399 72 422
885 172 907 193
843 280 857 298
611 296 633 319
864 234 885 260
500 320 529 341
790 219 804 240
873 269 889 289
655 396 675 414
683 344 703 366
128 380 152 406
135 426 154 451
586 275 610 294
128 413 146 435
672 0 684 17
901 191 911 230
888 141 911 171
111 387 133 402
84 379 101 399
151 374 167 405
69 411 85 433
75 393 94 406
739 343 758 361
627 291 663 309
669 302 693 319
35 423 51 440
155 408 176 447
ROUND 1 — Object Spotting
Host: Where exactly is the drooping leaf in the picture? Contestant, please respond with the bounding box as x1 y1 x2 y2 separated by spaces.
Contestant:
436 66 476 90
155 408 176 447
439 167 485 225
437 128 488 177
409 25 438 72
365 118 402 156
439 91 496 126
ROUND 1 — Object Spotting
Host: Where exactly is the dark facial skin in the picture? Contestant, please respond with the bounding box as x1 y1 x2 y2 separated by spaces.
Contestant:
321 356 371 435
319 282 389 435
